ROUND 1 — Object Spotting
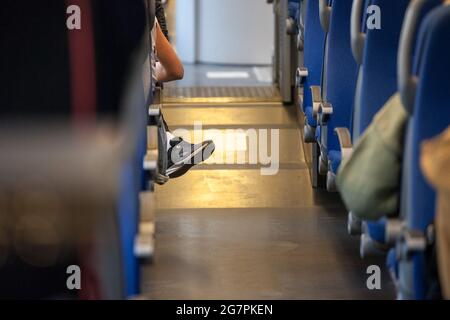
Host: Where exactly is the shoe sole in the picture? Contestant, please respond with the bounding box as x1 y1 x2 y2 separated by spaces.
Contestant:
167 141 215 178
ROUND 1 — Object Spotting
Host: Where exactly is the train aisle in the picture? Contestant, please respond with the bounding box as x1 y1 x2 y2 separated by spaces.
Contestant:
141 76 395 299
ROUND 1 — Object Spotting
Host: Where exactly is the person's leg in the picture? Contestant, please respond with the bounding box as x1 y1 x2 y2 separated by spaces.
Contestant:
151 3 214 179
162 113 170 132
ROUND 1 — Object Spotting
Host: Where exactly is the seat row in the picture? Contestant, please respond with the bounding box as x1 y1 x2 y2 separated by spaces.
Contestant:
277 0 450 299
0 0 164 299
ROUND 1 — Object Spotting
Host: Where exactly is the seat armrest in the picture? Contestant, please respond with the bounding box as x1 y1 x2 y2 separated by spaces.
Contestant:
134 192 156 261
286 18 299 35
143 150 158 172
145 106 161 178
334 127 353 160
310 86 322 117
296 67 308 87
148 105 161 125
318 101 333 124
398 229 427 260
385 219 405 246
147 106 161 156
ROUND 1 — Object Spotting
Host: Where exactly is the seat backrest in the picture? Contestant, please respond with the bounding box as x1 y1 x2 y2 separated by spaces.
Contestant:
289 0 300 20
90 0 148 119
301 0 326 113
402 3 450 299
353 0 410 140
92 0 149 299
0 1 71 117
322 0 358 153
0 0 148 300
0 0 147 121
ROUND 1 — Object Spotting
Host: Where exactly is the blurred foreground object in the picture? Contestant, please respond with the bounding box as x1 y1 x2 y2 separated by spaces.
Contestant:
422 126 450 300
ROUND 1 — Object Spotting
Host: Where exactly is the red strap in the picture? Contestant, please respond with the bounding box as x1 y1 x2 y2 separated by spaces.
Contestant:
66 0 97 124
66 0 102 299
78 243 102 300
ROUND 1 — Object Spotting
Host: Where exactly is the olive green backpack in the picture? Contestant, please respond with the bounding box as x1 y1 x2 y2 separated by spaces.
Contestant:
336 93 408 220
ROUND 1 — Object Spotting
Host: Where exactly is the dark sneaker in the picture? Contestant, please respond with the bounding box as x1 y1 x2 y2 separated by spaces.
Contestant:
166 137 215 178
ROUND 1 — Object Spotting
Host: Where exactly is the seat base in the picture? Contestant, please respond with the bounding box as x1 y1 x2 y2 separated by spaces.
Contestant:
347 211 363 236
326 170 337 192
360 233 389 258
304 124 316 143
318 154 328 176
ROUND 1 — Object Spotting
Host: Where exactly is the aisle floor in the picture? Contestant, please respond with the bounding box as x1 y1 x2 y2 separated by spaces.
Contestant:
141 83 395 299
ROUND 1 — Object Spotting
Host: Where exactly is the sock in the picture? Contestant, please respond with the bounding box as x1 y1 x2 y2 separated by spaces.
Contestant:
166 132 176 151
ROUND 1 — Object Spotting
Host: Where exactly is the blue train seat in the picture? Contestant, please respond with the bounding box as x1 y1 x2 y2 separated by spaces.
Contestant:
288 0 300 20
335 0 410 246
0 0 149 299
311 0 358 192
287 0 301 35
89 0 151 298
397 2 450 300
297 0 327 143
342 0 410 146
